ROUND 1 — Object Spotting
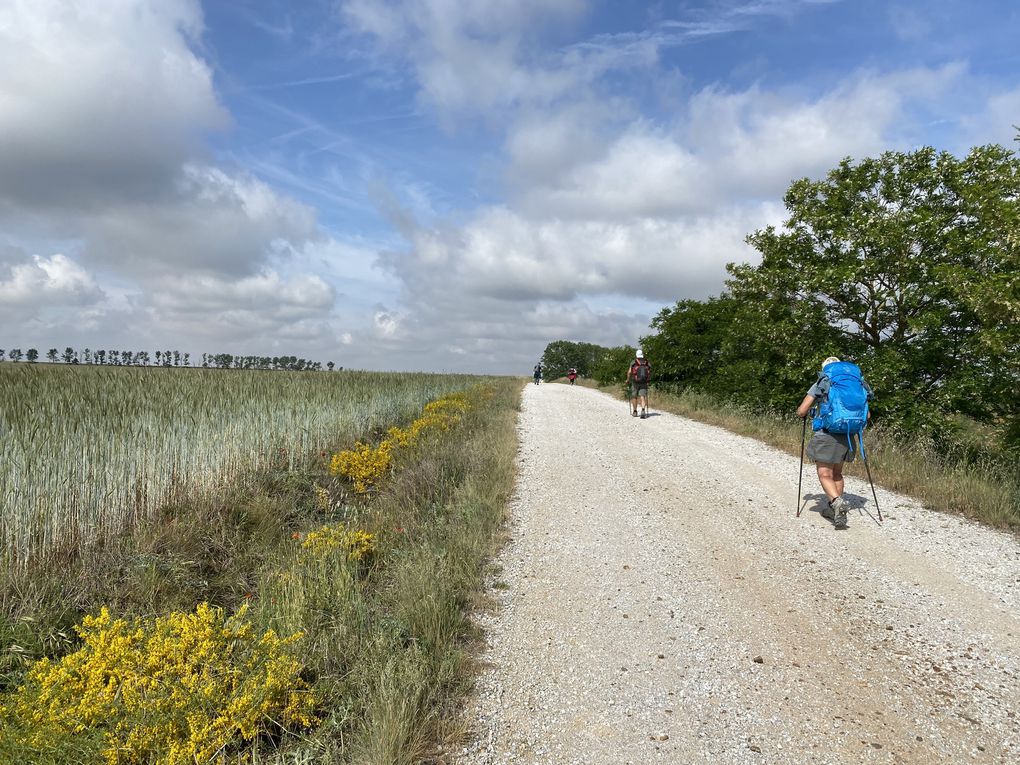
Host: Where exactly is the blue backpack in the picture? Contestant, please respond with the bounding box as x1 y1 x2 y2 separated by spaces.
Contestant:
813 361 869 453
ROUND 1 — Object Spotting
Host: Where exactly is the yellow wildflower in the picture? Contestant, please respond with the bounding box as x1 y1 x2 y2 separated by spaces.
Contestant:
0 603 316 764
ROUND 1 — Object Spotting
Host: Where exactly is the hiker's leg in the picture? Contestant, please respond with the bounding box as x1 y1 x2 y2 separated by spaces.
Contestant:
832 462 845 498
816 463 840 501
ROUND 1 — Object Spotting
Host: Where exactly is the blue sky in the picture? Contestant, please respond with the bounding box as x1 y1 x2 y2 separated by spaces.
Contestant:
1 0 1018 372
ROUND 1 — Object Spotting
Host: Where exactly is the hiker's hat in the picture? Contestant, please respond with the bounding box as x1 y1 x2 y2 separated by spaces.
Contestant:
822 356 839 369
636 349 644 359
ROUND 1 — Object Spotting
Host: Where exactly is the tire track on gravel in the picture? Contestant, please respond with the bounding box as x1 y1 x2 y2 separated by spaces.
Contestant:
454 383 1020 765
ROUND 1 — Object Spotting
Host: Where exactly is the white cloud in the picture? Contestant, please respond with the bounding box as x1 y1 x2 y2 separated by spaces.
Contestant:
83 165 319 277
378 65 966 313
151 271 334 314
0 0 228 211
512 65 965 221
0 0 343 358
119 269 340 346
353 58 990 371
0 253 103 308
372 308 404 339
962 85 1020 148
342 0 604 119
383 204 779 304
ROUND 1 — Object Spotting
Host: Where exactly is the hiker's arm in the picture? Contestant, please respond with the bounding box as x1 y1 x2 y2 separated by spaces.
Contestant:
796 394 815 419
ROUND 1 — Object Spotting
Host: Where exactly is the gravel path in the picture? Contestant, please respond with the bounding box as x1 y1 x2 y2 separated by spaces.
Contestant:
454 383 1020 765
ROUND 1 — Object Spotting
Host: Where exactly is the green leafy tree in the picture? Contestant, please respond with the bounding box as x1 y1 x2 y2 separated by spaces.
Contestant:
540 340 609 380
26 348 38 363
46 348 58 363
643 297 738 390
733 145 1020 439
590 345 637 386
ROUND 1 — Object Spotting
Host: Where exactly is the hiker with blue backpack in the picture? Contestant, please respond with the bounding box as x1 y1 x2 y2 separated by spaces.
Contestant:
796 356 875 529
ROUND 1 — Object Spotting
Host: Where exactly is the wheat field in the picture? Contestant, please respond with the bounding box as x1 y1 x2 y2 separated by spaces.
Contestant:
0 364 472 568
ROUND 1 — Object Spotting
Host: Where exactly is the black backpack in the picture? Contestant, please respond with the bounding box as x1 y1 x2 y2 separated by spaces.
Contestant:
633 360 650 384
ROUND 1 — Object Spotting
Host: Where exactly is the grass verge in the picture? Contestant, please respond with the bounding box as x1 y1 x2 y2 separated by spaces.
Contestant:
0 379 521 764
576 381 1019 532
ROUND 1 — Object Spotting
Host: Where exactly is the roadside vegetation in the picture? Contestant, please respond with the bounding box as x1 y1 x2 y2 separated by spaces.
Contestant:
0 365 520 764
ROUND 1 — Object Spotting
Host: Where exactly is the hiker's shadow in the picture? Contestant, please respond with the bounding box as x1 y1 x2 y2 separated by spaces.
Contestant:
800 492 879 525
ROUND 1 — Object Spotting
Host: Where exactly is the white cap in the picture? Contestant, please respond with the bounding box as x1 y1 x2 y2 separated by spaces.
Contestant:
636 349 644 358
822 356 839 369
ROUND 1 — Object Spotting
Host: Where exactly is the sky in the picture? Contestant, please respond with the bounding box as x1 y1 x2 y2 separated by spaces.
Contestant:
1 0 1018 374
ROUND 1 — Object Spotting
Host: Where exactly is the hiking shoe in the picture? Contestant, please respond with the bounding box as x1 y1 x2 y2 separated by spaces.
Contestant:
641 408 647 419
631 409 638 417
831 496 849 529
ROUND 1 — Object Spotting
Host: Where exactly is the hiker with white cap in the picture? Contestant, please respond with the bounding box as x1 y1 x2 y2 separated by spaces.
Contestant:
796 356 874 529
627 349 651 419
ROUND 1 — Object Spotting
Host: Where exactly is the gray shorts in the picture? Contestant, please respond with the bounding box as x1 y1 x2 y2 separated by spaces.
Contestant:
631 384 648 398
807 430 857 464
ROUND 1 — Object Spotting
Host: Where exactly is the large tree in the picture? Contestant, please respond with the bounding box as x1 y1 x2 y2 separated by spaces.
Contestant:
732 145 1020 438
540 340 610 380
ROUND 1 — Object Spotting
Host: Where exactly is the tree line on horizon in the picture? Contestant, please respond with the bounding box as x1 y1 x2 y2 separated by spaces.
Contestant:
0 347 340 372
544 141 1020 454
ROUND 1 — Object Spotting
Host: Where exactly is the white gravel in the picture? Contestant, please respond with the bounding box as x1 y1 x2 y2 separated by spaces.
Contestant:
453 383 1020 765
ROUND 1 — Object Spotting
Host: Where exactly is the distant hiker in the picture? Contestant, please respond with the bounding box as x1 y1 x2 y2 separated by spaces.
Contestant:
533 363 543 385
627 350 651 418
796 356 874 529
567 368 578 385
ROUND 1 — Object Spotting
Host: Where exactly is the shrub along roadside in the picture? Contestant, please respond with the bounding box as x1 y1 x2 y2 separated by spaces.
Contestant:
577 381 1018 532
0 380 521 764
251 380 520 764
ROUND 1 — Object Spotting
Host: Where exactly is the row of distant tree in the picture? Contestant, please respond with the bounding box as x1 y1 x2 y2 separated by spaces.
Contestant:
0 347 339 372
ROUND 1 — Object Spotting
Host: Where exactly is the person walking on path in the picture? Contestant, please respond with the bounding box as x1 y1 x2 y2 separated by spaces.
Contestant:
627 350 651 418
567 368 578 385
796 356 874 529
533 363 543 385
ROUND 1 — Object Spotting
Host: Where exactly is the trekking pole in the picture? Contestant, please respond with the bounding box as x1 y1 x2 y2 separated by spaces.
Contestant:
796 415 807 517
861 445 883 523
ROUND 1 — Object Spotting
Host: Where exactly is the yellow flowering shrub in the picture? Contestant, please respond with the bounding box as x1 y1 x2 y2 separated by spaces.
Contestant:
300 524 376 562
329 390 476 493
0 603 316 765
329 439 393 493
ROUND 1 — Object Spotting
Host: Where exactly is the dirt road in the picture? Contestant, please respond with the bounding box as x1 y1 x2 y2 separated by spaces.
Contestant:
455 383 1020 764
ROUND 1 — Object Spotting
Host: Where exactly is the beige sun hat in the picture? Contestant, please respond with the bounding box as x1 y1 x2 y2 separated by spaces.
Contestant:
822 356 840 369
